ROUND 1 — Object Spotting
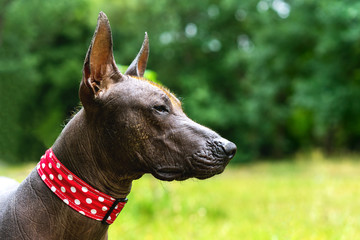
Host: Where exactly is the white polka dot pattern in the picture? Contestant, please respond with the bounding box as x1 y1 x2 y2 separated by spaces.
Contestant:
37 149 127 224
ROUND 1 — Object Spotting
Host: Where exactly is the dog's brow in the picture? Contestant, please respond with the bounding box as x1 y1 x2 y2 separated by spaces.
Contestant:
132 76 182 109
153 83 181 109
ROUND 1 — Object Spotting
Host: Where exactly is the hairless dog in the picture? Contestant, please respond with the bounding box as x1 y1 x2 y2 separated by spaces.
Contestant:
0 12 236 240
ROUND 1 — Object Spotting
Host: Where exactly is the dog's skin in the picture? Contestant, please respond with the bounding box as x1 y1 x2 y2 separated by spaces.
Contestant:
0 12 236 240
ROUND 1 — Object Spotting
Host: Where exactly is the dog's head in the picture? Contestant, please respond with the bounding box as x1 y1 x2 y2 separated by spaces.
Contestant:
79 12 236 181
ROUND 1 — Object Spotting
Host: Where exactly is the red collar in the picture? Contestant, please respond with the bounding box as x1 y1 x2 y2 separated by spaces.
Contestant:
37 149 127 224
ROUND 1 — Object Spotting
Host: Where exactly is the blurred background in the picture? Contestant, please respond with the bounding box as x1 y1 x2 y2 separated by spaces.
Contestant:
1 0 360 163
1 0 360 239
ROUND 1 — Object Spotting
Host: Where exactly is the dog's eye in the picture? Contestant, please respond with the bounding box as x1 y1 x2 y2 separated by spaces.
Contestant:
153 105 169 114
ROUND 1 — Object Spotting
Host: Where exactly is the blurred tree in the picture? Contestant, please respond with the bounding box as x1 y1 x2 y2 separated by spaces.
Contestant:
1 0 360 163
100 0 360 161
0 0 91 162
244 0 360 157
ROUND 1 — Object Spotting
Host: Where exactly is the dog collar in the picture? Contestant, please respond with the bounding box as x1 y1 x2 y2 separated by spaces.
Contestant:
36 148 127 224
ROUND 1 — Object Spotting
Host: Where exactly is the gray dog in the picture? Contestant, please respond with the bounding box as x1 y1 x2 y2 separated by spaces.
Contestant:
0 12 236 240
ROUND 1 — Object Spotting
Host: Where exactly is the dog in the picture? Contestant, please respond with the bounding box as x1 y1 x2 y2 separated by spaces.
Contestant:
0 12 236 239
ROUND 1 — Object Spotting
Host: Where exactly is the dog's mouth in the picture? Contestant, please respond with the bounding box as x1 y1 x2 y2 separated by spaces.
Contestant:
150 140 236 181
151 153 230 181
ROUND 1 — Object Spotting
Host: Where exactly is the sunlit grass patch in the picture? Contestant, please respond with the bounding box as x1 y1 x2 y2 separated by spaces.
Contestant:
111 157 360 239
1 155 360 239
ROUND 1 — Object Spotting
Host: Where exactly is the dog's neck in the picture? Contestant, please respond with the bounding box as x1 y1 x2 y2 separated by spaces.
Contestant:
52 108 133 199
17 169 110 239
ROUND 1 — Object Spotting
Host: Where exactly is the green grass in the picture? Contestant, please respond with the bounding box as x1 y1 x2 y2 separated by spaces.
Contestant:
2 153 360 239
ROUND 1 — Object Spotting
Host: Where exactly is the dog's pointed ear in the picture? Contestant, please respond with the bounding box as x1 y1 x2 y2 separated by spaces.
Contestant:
80 12 123 108
125 32 149 78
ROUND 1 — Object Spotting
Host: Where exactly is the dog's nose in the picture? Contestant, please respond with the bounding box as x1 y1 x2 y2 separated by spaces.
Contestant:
222 141 237 159
215 139 237 159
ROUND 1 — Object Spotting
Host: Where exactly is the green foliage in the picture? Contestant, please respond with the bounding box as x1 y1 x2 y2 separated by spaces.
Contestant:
0 0 90 162
242 0 360 158
1 0 360 163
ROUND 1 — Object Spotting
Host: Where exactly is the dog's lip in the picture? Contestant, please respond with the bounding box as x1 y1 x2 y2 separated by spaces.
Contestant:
188 153 230 179
192 164 226 179
151 166 186 181
150 153 229 181
191 153 230 169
